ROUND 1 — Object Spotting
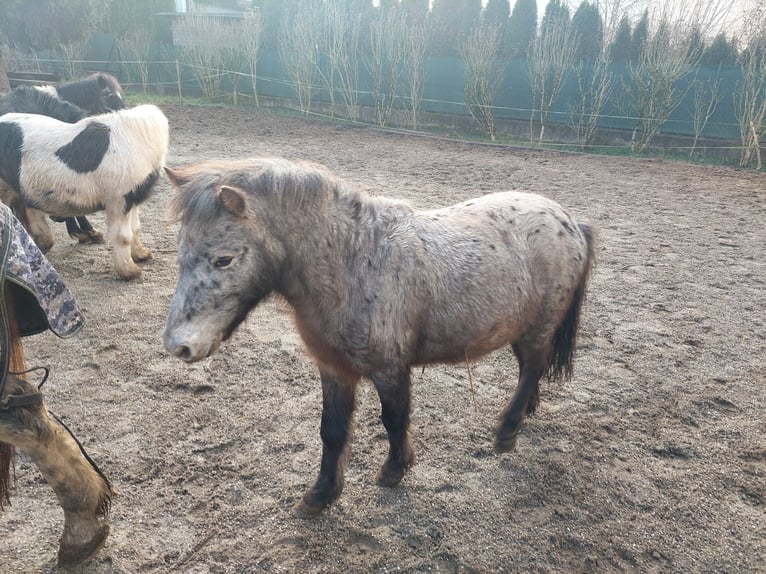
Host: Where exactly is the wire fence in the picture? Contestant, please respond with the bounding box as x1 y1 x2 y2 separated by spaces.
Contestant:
4 52 763 166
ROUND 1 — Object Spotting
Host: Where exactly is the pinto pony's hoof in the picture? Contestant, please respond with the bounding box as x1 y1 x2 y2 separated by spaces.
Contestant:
57 521 110 567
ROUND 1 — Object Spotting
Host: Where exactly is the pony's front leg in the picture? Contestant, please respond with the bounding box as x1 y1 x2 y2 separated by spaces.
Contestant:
371 368 415 486
106 208 141 279
26 208 56 253
0 377 112 567
295 369 358 518
128 208 152 262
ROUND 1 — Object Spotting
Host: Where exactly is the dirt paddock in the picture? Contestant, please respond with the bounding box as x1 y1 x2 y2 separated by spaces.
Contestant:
1 104 764 573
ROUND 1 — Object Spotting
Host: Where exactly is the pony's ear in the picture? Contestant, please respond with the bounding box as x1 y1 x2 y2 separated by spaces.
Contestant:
164 166 188 189
217 185 247 217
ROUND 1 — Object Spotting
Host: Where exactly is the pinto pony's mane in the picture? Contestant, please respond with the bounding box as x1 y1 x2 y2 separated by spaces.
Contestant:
167 157 375 225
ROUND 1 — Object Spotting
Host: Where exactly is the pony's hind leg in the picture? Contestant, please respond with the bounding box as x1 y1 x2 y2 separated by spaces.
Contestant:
495 342 547 453
295 369 359 518
371 368 415 487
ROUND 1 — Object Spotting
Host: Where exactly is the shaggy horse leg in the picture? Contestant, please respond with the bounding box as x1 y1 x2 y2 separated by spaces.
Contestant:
128 209 151 262
106 209 142 279
25 208 55 253
0 377 111 567
295 369 358 518
495 342 547 454
371 369 415 487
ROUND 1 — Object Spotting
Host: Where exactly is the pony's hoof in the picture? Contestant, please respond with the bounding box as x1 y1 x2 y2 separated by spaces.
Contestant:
133 249 153 262
57 521 110 567
116 266 143 281
494 432 518 454
292 497 327 519
376 456 412 487
84 230 105 244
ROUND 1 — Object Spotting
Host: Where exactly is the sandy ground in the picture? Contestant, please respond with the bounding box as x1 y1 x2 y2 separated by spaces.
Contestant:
1 103 764 573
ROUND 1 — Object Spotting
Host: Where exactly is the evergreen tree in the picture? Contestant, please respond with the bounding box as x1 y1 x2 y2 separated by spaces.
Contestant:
507 0 537 59
609 15 631 63
701 32 738 66
629 10 648 63
430 0 481 57
541 0 570 40
483 0 510 57
571 1 603 62
484 0 510 25
401 0 429 24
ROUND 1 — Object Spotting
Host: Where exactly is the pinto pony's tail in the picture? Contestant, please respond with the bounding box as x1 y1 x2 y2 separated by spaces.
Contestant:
546 222 595 382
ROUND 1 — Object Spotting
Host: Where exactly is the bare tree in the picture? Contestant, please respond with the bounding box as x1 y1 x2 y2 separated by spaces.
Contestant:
570 55 613 149
59 38 88 80
689 67 722 158
117 29 152 93
320 2 362 121
173 14 236 101
620 0 732 153
240 8 263 107
527 15 578 142
279 1 322 115
366 8 407 127
459 21 505 141
733 4 766 168
403 18 431 130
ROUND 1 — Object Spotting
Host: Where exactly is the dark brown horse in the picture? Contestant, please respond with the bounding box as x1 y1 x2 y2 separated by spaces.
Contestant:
0 205 112 566
163 157 595 517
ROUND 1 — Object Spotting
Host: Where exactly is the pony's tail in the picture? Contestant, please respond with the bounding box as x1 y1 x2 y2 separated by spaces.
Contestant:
546 222 595 382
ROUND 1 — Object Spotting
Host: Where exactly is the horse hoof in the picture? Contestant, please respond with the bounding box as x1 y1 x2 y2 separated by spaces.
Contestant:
57 522 110 567
292 498 327 519
376 469 404 487
494 432 518 454
117 266 143 281
133 251 153 262
89 231 105 244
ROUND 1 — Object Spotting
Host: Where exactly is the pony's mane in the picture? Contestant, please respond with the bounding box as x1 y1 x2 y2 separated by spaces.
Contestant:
168 158 368 225
0 85 86 123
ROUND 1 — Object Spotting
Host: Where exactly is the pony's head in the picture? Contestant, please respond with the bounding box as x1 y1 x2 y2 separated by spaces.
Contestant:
163 160 287 362
55 73 125 115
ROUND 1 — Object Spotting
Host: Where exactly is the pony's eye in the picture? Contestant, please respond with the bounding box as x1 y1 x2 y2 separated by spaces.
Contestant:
214 256 234 269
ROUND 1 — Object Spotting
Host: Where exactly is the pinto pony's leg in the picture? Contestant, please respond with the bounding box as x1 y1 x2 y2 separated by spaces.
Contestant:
25 208 55 253
128 209 152 262
106 208 142 279
371 369 415 487
0 376 112 567
296 369 358 518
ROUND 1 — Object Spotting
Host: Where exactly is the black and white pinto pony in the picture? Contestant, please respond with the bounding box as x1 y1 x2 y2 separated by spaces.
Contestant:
163 157 596 516
0 104 169 279
0 73 126 243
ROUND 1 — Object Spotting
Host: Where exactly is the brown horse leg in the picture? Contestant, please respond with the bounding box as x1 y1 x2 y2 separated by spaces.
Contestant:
0 377 111 567
495 342 547 453
295 369 358 518
371 369 415 487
